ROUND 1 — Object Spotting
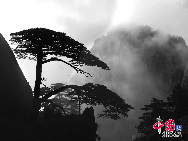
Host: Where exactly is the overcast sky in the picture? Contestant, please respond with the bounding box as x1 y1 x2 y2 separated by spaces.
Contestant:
0 0 188 89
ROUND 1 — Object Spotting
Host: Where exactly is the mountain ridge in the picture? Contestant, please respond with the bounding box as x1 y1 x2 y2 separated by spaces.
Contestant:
70 25 188 140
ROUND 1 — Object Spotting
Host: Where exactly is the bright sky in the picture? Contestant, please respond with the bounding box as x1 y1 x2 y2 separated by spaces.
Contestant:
1 0 188 90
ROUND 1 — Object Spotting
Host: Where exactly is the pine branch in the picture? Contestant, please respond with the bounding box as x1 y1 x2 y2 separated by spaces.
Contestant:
42 85 78 100
42 57 92 77
46 100 69 115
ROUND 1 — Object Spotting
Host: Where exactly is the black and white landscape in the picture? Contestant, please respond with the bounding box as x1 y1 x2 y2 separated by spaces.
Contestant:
0 0 188 141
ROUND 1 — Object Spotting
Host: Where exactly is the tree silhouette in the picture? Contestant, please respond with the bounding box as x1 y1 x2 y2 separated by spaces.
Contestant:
134 98 169 140
10 28 110 122
134 81 188 140
166 81 188 119
40 83 79 116
10 28 133 141
42 82 133 120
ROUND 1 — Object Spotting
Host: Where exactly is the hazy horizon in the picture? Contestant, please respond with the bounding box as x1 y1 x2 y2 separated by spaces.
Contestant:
1 0 188 140
1 0 188 90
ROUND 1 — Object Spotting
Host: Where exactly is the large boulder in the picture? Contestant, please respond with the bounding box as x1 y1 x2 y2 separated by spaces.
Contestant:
0 33 33 123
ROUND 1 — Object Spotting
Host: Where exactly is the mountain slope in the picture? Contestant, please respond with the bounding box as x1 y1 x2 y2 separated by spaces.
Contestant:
70 25 188 140
0 33 33 123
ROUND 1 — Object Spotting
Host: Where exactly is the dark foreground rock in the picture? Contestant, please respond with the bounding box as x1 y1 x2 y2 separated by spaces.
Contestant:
0 107 98 141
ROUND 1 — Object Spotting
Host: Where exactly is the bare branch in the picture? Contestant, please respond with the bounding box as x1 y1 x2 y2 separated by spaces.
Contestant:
42 57 92 77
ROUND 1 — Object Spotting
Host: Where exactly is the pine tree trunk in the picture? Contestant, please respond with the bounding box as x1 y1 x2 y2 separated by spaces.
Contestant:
78 94 81 114
29 47 43 122
30 97 42 122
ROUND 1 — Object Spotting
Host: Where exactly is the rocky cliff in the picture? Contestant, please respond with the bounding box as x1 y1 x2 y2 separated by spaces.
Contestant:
0 33 33 123
70 25 188 140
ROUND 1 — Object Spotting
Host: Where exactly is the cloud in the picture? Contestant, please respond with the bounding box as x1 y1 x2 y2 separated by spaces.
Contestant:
52 0 117 45
108 0 188 45
70 24 188 140
172 0 188 8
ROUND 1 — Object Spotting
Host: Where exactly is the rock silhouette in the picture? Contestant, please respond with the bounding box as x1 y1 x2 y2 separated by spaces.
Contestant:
0 33 33 123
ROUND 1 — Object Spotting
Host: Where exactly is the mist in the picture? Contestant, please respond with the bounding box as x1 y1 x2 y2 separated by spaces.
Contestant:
70 25 188 140
1 0 188 140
